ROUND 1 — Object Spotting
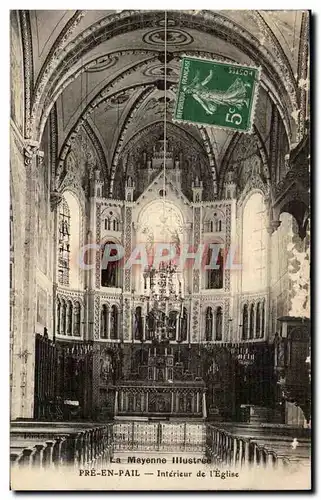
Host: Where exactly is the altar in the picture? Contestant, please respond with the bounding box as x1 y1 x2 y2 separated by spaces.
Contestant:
115 345 206 418
115 382 206 418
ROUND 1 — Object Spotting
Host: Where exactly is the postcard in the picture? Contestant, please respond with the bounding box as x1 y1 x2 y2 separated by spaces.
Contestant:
10 9 311 490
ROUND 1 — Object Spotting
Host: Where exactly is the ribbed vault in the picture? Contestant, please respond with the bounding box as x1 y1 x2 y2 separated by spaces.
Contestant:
16 9 309 201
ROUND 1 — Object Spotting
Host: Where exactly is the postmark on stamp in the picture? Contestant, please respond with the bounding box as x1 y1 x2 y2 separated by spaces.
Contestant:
173 56 261 133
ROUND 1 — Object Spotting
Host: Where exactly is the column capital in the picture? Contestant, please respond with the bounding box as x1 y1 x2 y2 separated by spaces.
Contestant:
266 219 281 235
23 140 39 166
50 190 63 211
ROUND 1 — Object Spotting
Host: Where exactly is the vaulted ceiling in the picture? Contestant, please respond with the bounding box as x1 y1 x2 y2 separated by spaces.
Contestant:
21 10 308 199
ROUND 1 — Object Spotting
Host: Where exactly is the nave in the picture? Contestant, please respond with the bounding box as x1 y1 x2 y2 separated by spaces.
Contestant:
11 419 310 473
10 9 311 489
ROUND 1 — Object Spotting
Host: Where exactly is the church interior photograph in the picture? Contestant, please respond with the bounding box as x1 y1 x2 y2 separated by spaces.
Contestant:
10 9 311 485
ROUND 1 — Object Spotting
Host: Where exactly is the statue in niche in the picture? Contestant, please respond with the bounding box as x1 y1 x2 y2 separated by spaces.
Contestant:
128 394 134 412
107 262 117 287
135 396 141 412
168 311 177 340
157 368 164 381
208 249 224 289
142 227 154 258
101 243 117 287
147 311 156 340
226 170 235 183
180 308 188 341
100 352 113 383
134 307 143 340
155 397 165 413
171 230 181 258
186 395 192 412
112 345 123 382
274 332 285 368
110 312 115 337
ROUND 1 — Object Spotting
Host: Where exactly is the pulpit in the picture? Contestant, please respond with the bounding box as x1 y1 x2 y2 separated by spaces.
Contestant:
274 316 311 424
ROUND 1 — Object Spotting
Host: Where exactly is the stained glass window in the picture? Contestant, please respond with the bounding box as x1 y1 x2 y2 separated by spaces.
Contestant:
58 199 70 286
242 193 267 292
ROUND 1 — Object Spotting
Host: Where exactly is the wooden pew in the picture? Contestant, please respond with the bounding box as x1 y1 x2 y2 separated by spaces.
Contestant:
206 423 311 470
10 421 113 469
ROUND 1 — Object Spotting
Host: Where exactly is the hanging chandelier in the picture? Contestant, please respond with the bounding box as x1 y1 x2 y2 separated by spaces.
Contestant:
139 263 184 343
143 262 184 308
138 11 186 344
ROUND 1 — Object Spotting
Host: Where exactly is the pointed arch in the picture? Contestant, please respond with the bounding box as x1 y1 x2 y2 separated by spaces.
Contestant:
249 303 255 339
66 300 73 335
61 298 67 335
33 11 297 145
110 304 119 340
73 301 81 337
205 307 213 342
255 302 261 338
215 306 223 341
100 304 108 339
242 304 248 340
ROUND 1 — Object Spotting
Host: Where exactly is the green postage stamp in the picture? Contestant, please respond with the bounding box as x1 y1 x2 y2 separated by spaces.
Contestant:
174 56 261 133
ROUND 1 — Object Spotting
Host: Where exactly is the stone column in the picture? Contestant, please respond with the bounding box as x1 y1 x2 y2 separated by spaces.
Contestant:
202 392 207 419
191 202 202 343
114 390 119 416
176 315 180 341
122 204 133 341
196 391 200 413
12 144 39 418
92 181 100 292
261 302 265 338
106 307 111 339
90 343 100 417
171 392 174 413
90 187 101 342
253 303 257 339
50 179 63 342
